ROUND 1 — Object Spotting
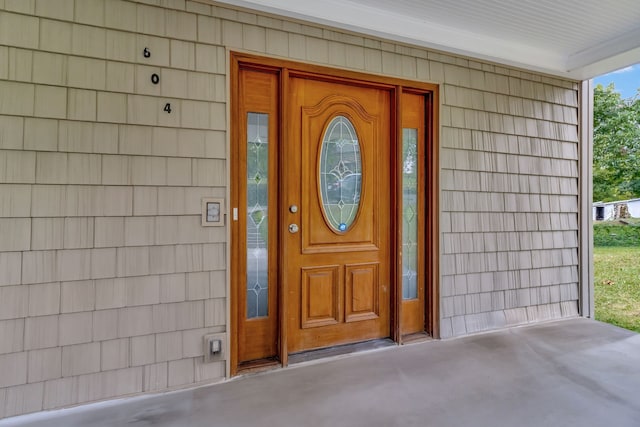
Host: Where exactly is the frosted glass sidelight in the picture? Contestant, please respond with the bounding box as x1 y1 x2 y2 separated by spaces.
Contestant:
319 116 362 232
246 113 269 318
402 128 418 300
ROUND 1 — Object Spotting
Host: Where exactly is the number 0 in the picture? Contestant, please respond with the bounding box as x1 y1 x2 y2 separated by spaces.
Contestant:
164 103 172 114
151 73 160 84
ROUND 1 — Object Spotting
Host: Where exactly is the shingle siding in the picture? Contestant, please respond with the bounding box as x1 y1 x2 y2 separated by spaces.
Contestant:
438 56 579 336
0 0 580 417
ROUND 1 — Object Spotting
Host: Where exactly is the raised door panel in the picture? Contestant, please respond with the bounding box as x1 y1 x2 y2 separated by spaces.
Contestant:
301 266 340 328
345 263 379 322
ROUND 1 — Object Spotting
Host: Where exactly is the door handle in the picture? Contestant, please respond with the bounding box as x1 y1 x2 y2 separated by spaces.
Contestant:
288 224 299 233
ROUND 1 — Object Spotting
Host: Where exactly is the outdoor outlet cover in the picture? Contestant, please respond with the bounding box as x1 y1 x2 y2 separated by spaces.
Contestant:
203 333 226 363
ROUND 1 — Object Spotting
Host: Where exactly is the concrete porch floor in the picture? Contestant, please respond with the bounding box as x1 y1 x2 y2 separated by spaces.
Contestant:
3 318 640 427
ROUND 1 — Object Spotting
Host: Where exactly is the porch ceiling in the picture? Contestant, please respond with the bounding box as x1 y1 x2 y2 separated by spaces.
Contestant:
214 0 640 80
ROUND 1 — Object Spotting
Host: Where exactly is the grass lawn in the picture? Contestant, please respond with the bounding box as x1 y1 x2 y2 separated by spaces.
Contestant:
594 246 640 333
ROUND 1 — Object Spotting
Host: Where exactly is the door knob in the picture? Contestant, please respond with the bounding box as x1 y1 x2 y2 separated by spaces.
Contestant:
288 224 299 233
289 205 298 213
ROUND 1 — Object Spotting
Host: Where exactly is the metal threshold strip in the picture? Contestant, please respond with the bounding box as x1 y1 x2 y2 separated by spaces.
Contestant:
288 338 397 365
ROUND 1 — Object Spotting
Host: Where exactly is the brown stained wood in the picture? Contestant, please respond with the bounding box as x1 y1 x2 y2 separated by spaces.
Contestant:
301 266 340 328
234 66 280 365
278 67 290 369
426 91 440 338
230 56 240 375
231 52 440 372
345 263 380 322
400 92 427 336
233 52 438 94
286 76 392 353
393 88 403 344
237 357 281 375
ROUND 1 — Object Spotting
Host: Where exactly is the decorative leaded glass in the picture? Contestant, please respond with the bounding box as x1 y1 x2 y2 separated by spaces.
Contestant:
402 128 418 300
319 116 362 232
246 113 269 318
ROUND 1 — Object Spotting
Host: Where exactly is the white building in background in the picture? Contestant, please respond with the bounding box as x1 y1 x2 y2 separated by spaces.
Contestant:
593 198 640 221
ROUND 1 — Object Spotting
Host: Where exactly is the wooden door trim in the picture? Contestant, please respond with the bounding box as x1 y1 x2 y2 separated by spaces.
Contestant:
426 90 440 338
230 55 240 375
230 62 283 374
396 88 440 339
230 52 440 374
392 88 403 344
233 52 438 93
278 67 290 368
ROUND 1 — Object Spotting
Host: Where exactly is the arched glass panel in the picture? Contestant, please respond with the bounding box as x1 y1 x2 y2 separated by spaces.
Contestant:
319 116 362 232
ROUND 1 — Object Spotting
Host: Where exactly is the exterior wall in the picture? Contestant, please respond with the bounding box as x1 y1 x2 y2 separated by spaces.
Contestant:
0 0 579 418
592 199 640 220
439 84 580 337
593 204 615 221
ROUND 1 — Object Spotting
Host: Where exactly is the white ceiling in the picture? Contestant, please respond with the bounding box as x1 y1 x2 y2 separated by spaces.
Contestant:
214 0 640 80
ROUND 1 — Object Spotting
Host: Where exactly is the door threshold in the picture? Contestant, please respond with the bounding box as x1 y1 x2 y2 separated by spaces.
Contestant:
402 332 433 344
288 338 396 365
237 357 281 375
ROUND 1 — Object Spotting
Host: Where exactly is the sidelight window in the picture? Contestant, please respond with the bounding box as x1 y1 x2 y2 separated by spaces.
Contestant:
246 112 269 318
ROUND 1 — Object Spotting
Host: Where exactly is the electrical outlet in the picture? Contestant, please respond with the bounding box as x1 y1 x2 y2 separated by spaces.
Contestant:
210 339 221 354
203 333 226 363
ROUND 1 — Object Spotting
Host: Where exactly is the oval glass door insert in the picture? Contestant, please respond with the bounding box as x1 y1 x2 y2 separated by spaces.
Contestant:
319 116 362 232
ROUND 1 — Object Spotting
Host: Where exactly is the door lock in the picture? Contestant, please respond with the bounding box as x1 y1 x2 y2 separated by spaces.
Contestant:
288 224 299 233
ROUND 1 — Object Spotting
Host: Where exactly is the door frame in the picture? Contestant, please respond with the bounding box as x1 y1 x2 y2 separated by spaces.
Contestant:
230 52 440 375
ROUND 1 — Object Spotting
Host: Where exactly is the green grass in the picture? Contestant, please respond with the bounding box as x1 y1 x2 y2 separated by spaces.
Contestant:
594 221 640 246
594 246 640 332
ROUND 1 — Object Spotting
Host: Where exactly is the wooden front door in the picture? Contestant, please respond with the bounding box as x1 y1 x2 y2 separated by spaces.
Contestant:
285 76 392 353
232 54 439 373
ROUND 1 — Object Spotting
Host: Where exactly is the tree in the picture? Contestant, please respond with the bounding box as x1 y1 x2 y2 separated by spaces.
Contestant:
592 83 640 202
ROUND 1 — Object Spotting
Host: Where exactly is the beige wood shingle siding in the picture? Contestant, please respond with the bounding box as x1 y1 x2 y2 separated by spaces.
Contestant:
437 40 579 336
0 0 579 417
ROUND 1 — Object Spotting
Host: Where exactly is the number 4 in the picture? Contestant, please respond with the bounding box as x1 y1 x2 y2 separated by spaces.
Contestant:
164 103 172 114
